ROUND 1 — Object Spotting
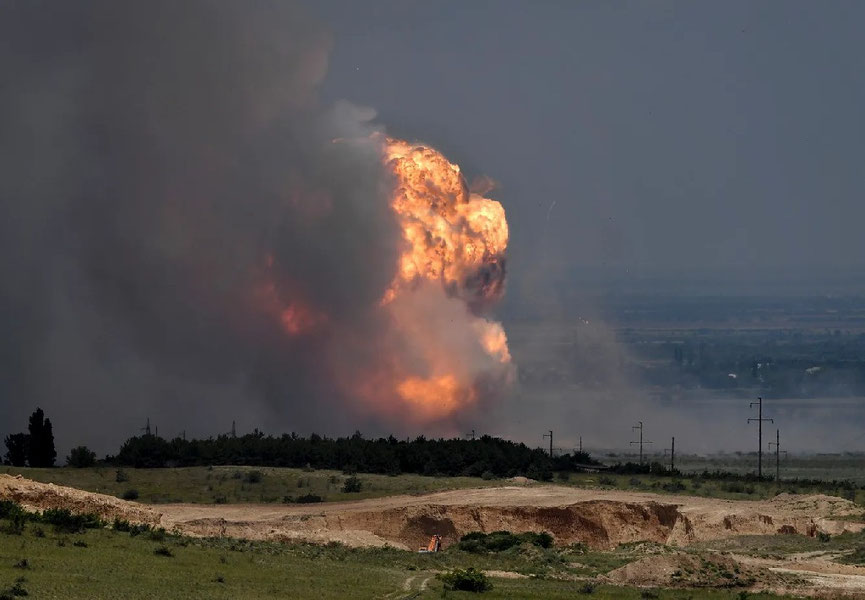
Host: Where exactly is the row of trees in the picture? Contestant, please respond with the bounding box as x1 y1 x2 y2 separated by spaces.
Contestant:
115 430 598 478
3 408 57 467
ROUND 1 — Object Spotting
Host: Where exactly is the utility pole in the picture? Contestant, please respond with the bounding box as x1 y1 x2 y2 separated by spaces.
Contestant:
664 437 675 472
768 429 787 483
142 417 151 436
578 435 582 454
543 430 553 457
466 429 476 441
630 422 653 464
748 397 773 478
231 420 236 438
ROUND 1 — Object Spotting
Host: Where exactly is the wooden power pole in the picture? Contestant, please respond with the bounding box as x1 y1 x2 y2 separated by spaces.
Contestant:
543 430 553 457
630 422 653 464
664 437 675 471
768 429 787 483
748 397 773 478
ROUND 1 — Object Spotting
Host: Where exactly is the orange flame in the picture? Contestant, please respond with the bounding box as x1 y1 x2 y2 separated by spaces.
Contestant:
379 138 513 421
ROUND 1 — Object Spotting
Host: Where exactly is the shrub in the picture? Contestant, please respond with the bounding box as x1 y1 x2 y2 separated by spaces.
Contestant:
72 540 87 548
598 475 616 487
41 508 102 533
243 470 263 484
153 545 174 557
115 469 129 483
66 446 97 468
32 528 44 538
556 471 570 482
13 559 29 570
640 590 659 600
212 495 227 504
113 518 131 532
295 493 322 504
342 476 362 493
121 489 139 501
149 528 167 542
481 471 496 481
662 480 686 493
818 531 832 543
578 581 595 594
456 530 554 553
439 567 492 592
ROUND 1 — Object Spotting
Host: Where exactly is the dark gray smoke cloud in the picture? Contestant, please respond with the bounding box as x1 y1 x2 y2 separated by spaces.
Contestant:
0 0 402 454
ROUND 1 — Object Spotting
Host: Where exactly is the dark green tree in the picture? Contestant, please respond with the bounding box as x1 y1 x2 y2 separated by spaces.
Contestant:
27 408 56 467
3 433 29 466
66 446 97 468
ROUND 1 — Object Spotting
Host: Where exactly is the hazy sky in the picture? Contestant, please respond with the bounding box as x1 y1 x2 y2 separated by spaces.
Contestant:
312 0 865 278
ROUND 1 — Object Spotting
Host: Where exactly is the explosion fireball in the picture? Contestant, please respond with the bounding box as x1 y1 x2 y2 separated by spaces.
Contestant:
373 138 513 422
265 136 513 424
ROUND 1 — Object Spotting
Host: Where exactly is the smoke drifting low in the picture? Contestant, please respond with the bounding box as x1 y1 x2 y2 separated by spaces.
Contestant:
0 0 511 453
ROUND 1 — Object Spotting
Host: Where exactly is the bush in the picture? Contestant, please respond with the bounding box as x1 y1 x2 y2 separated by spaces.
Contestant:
640 590 659 600
578 581 595 594
439 567 492 592
115 469 129 483
149 528 167 542
598 475 616 487
481 471 496 481
662 480 686 493
66 446 97 468
243 470 263 484
2 510 27 536
818 531 832 543
121 489 139 501
342 476 362 493
456 530 554 553
295 493 322 504
41 508 102 533
113 518 131 532
153 545 173 557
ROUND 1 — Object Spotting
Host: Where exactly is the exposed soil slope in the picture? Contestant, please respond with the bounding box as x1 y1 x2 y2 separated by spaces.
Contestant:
154 485 864 550
0 473 161 525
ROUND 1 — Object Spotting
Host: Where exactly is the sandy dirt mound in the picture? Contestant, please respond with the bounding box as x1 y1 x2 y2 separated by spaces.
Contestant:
0 474 161 526
156 486 865 551
606 552 760 588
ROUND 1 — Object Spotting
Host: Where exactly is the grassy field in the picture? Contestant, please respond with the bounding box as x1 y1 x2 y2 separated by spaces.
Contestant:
0 465 502 504
0 514 808 600
3 463 864 506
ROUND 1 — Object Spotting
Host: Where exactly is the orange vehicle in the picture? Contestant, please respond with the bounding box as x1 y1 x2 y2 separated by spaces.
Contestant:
418 534 442 553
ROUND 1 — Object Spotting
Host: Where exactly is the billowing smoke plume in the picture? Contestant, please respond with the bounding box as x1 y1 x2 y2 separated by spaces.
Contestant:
0 0 511 453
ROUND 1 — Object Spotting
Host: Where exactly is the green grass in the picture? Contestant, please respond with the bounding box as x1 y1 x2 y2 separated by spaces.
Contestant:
0 465 502 504
0 517 802 599
4 463 864 507
556 471 865 505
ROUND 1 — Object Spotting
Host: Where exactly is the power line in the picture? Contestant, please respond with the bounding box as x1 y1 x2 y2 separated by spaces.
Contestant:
630 421 653 464
543 430 553 457
748 397 773 478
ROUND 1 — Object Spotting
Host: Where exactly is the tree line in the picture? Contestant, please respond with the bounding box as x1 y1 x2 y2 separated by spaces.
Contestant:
4 408 600 477
3 408 57 468
114 430 598 478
